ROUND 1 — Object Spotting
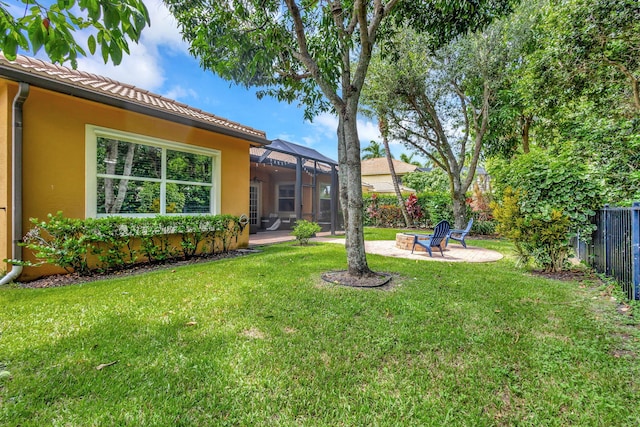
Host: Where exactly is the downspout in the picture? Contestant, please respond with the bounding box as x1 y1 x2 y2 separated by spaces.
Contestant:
0 82 29 285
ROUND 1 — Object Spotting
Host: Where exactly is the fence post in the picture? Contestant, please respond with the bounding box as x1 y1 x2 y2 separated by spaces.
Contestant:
604 204 610 276
632 202 640 300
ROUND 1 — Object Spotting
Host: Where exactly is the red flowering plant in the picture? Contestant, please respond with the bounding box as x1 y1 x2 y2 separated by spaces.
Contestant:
366 193 381 226
405 193 423 226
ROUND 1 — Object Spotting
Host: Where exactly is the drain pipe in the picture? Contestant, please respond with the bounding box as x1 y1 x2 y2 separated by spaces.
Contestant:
0 82 29 285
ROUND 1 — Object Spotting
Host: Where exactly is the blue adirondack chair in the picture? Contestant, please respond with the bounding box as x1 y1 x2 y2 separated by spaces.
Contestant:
411 220 451 257
448 218 474 248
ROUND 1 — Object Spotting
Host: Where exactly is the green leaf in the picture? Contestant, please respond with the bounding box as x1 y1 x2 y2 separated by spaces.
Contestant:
87 34 96 54
109 40 122 65
2 36 18 60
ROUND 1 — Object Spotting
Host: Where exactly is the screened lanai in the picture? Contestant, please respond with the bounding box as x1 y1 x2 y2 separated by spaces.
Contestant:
249 139 341 234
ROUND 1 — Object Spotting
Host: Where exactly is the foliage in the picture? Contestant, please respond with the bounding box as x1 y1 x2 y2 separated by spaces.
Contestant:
362 22 514 228
402 170 449 193
0 0 150 67
489 149 604 271
489 148 603 241
399 152 423 167
1 240 639 425
404 194 423 226
291 220 322 246
492 188 571 271
483 0 640 204
364 192 456 228
14 212 246 275
19 212 92 274
361 140 390 160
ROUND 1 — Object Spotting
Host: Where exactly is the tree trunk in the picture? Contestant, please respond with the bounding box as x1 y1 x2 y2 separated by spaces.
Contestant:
113 143 136 213
339 104 372 277
452 189 467 230
380 118 411 227
521 114 531 154
104 139 118 213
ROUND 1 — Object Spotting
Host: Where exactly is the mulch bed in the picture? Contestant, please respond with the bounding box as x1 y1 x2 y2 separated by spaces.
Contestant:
17 249 259 289
321 270 394 289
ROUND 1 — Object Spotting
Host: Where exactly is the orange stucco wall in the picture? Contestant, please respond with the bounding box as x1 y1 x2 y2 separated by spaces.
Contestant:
0 78 253 281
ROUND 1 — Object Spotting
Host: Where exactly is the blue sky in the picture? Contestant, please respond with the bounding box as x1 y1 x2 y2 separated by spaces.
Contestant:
57 0 413 163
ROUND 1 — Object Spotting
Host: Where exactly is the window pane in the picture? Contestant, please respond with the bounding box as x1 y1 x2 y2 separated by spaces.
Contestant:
167 150 213 183
279 199 295 212
320 184 331 199
279 185 294 198
174 184 211 214
97 177 154 214
97 137 161 179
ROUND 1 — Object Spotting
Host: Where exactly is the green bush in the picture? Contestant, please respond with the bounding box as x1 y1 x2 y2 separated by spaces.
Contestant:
17 212 246 275
489 148 603 271
493 189 572 271
363 191 460 228
291 220 322 245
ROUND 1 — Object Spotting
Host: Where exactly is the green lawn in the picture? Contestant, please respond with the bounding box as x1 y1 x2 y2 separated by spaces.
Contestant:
1 234 638 426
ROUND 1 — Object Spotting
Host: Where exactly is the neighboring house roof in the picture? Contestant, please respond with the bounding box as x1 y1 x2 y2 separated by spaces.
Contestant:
362 181 416 193
0 54 268 145
361 157 420 176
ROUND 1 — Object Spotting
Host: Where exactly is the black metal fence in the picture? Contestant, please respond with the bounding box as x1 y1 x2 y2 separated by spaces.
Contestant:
573 203 640 300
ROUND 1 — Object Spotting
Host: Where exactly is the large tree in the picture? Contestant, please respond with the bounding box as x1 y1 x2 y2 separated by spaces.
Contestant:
0 0 150 66
165 0 512 278
364 24 513 228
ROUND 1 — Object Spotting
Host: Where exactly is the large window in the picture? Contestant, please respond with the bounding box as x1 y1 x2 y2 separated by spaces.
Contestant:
86 126 220 217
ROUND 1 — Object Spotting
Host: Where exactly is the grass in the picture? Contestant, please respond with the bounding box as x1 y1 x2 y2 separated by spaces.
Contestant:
1 233 638 426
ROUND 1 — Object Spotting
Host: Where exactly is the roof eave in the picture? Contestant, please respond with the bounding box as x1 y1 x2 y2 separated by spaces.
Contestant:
0 64 270 147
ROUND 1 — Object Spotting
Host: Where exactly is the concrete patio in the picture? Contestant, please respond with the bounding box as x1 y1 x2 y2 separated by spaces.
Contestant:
249 231 503 263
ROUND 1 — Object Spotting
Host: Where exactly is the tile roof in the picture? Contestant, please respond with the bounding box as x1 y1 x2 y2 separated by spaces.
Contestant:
361 157 420 175
0 54 267 144
361 181 416 193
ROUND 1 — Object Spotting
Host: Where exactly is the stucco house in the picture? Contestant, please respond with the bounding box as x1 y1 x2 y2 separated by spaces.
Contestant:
360 157 419 194
0 54 270 281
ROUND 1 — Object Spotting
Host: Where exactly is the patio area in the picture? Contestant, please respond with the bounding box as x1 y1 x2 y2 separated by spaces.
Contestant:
249 231 503 263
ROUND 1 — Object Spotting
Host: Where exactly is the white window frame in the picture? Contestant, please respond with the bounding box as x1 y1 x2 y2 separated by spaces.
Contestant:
86 125 221 217
276 182 295 214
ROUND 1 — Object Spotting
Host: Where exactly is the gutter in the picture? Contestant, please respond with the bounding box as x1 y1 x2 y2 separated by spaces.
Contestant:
0 82 29 285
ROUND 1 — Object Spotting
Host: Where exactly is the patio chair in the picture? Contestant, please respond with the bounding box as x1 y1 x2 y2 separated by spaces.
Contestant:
411 220 451 257
448 218 473 248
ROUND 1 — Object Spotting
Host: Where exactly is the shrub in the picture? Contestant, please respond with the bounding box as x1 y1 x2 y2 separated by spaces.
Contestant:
405 193 423 226
17 212 246 275
291 220 322 245
492 187 572 271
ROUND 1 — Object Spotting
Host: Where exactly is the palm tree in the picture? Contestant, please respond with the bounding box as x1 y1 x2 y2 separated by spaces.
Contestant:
361 140 392 160
400 152 423 167
379 118 411 227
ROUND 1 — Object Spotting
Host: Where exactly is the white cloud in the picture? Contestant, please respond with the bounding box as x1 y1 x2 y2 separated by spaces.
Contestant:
304 112 381 146
76 43 165 90
162 85 198 102
142 0 189 54
73 0 188 91
357 119 381 144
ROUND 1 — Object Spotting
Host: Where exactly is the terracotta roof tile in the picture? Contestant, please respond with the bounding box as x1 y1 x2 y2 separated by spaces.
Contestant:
361 157 419 175
0 54 267 141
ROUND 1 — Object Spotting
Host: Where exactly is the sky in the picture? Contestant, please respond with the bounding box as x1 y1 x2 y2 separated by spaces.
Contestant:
53 0 410 163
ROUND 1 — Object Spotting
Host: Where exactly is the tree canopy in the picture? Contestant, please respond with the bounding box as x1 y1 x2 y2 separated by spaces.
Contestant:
0 0 150 67
165 0 514 278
